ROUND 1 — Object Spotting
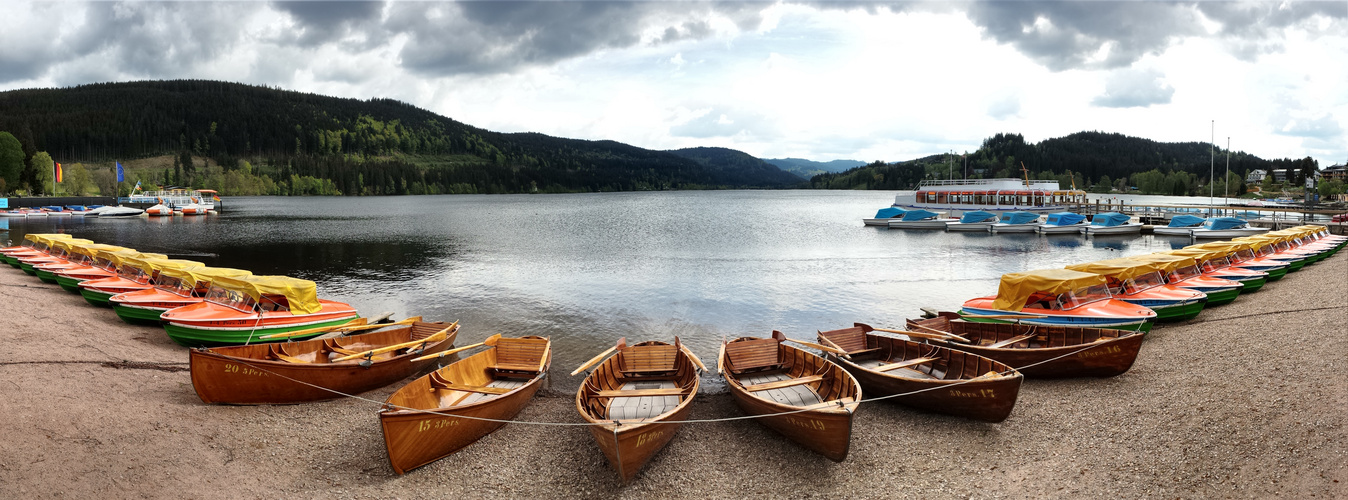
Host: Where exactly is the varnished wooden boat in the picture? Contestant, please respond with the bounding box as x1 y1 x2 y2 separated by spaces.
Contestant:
719 331 861 461
575 337 703 482
380 335 551 475
190 321 458 404
817 323 1022 422
907 313 1144 378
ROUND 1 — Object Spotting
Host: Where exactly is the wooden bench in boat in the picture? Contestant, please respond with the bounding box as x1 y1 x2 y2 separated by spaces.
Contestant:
741 374 823 393
873 357 937 373
489 337 549 377
985 334 1036 349
724 338 783 374
619 344 679 375
818 329 882 357
596 388 685 398
606 381 681 420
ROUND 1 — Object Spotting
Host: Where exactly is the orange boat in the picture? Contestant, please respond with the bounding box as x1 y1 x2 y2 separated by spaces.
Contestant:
55 248 160 293
1167 247 1268 293
2 233 74 267
18 238 92 276
110 266 253 325
34 243 127 284
380 334 550 474
78 256 203 307
1064 257 1208 321
192 321 459 405
1126 253 1244 306
961 269 1157 331
160 275 361 347
574 338 704 482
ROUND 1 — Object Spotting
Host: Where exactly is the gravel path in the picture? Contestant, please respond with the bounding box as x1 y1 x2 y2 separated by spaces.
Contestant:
1 248 1344 499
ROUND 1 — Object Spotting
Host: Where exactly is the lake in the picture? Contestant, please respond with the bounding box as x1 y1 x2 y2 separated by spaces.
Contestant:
6 190 1202 387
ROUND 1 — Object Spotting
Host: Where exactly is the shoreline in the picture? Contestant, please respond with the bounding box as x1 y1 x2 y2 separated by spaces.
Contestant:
1 252 1345 498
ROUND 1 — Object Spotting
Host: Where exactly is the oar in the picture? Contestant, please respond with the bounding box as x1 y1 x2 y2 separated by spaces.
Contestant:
958 313 1049 319
871 327 970 344
258 316 422 340
330 322 456 362
681 346 707 372
571 343 620 376
257 318 367 340
716 342 726 375
781 338 847 355
410 333 499 363
817 335 852 359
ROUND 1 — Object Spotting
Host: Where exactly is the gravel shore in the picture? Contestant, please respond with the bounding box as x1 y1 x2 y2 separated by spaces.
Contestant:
1 249 1344 499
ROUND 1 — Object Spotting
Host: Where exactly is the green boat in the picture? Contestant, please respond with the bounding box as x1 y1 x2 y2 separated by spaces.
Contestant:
160 275 360 348
109 266 255 327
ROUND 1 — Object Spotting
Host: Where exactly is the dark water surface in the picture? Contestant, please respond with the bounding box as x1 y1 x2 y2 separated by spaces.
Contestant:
5 191 1196 387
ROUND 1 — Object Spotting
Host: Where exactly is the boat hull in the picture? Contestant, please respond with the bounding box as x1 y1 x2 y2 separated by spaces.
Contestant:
161 299 362 347
990 223 1040 233
193 322 457 405
720 337 860 461
1190 227 1271 239
1151 227 1197 236
113 303 171 324
1037 223 1087 234
163 315 360 347
960 300 1155 332
827 350 1021 422
945 222 994 232
908 317 1146 378
1082 224 1144 235
889 218 958 230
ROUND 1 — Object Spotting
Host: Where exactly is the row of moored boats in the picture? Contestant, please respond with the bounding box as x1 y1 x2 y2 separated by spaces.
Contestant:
3 226 1342 481
0 205 147 218
867 207 1273 238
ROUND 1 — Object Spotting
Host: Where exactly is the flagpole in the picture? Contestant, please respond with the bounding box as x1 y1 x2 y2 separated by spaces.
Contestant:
1209 120 1214 216
1224 137 1230 206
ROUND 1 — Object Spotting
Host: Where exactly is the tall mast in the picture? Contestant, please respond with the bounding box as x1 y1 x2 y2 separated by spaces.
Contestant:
1209 120 1215 215
1224 137 1231 206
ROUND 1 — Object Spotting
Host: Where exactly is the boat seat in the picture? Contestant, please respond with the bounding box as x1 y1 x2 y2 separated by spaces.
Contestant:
489 337 548 378
873 357 937 373
817 328 881 357
723 338 782 374
268 344 309 364
986 334 1036 349
619 344 679 375
741 374 823 393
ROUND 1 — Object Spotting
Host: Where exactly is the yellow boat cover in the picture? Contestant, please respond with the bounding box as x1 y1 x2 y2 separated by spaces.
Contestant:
1229 237 1274 252
1168 247 1228 262
98 249 168 268
992 268 1107 311
159 266 253 289
209 275 322 315
1065 257 1167 282
24 233 74 244
51 238 95 254
129 257 205 275
1126 253 1201 273
71 244 130 258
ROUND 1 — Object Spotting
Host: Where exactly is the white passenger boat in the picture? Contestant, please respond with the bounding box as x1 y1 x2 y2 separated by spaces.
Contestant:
887 209 957 229
944 210 997 231
1189 217 1271 239
1081 212 1143 235
128 188 217 212
1152 215 1205 236
1036 212 1088 234
889 178 1087 217
91 206 145 217
989 211 1042 233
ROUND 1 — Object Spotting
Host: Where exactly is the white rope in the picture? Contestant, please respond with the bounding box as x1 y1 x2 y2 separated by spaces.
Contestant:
209 332 1138 427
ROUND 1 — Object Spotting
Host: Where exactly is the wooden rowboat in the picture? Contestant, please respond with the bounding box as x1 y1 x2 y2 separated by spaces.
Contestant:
907 313 1145 378
817 323 1022 422
574 337 704 482
719 331 861 461
380 334 551 475
189 321 458 404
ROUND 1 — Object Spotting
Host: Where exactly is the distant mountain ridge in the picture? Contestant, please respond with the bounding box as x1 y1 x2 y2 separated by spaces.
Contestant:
0 80 803 195
764 158 866 179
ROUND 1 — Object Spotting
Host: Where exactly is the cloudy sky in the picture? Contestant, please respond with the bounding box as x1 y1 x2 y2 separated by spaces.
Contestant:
3 1 1346 167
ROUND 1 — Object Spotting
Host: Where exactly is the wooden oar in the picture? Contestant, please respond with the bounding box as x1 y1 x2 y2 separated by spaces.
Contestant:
571 342 620 376
871 327 970 344
258 316 422 340
410 333 500 363
958 313 1049 319
330 322 456 362
258 318 367 340
681 346 707 372
781 338 847 355
716 342 726 375
817 335 850 359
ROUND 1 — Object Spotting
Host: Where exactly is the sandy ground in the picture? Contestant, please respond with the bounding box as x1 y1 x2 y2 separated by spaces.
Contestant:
1 248 1345 499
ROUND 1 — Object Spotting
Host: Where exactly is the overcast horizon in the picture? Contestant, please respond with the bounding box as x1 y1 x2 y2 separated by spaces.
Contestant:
3 1 1345 167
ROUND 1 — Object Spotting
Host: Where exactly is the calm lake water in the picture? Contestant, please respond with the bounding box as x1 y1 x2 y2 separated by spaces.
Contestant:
7 191 1204 388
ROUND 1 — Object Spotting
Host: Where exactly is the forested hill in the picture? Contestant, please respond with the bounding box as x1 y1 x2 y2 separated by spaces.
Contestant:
667 147 802 186
764 158 866 179
0 80 800 195
810 132 1320 196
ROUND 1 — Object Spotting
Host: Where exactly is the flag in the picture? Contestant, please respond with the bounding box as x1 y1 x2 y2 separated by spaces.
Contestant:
116 162 124 182
55 162 62 183
212 194 221 202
